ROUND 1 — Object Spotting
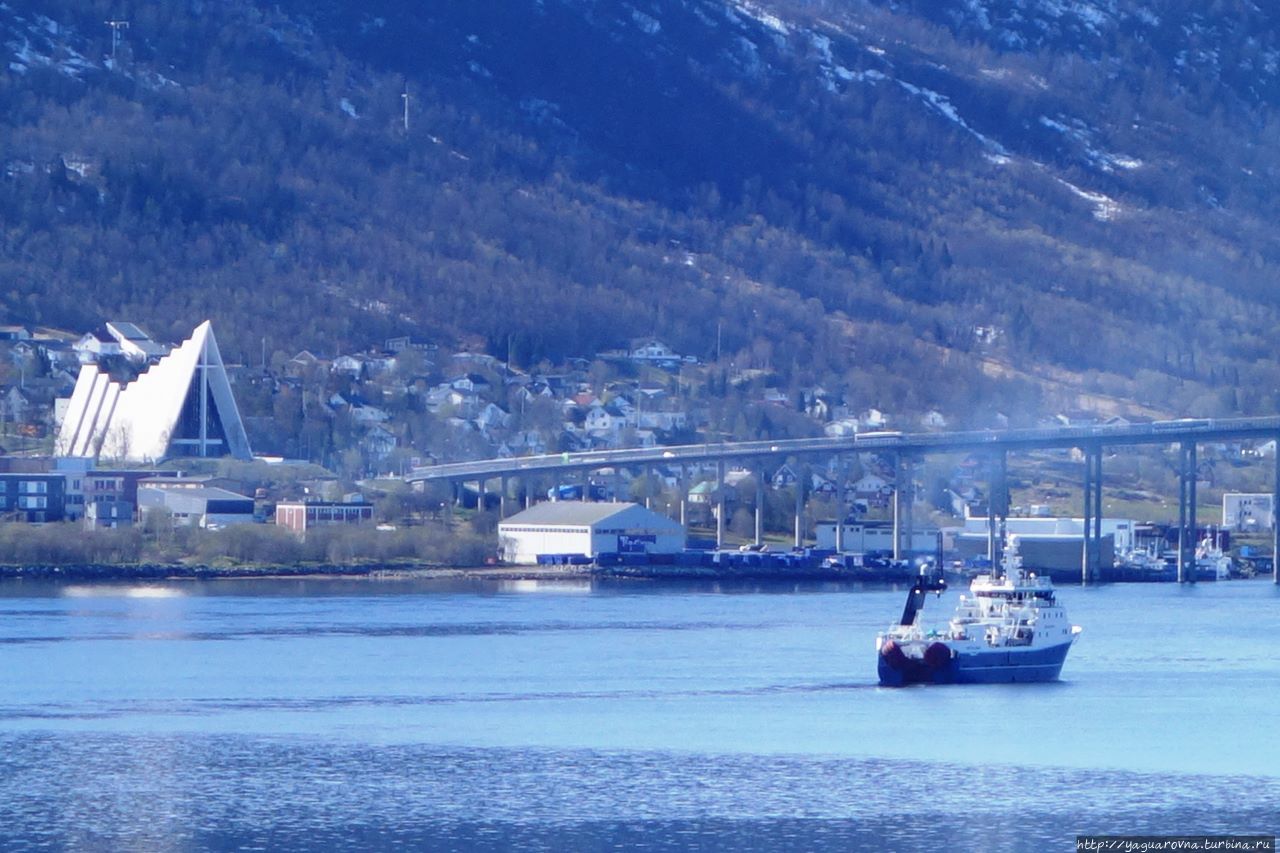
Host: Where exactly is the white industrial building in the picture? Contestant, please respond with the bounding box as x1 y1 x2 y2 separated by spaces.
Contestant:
498 502 685 564
814 522 940 556
1222 493 1275 531
54 321 251 463
961 515 1136 552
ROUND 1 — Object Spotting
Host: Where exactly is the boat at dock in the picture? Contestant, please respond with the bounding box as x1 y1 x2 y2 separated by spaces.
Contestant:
876 536 1081 686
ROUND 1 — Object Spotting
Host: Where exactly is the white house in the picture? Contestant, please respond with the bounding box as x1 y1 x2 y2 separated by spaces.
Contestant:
824 418 859 438
920 410 948 430
628 339 680 363
859 408 889 429
498 501 685 564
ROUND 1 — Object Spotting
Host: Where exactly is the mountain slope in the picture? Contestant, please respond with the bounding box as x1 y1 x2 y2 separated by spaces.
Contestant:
3 0 1279 421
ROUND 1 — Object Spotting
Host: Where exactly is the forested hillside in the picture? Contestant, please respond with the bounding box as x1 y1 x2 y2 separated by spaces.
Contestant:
3 0 1280 423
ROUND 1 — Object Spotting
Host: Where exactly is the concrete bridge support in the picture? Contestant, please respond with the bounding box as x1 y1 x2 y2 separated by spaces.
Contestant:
755 465 764 547
499 475 508 519
679 464 687 528
893 455 914 561
1274 443 1280 585
1177 441 1197 584
1080 445 1102 585
794 465 805 549
716 458 726 549
988 451 1008 568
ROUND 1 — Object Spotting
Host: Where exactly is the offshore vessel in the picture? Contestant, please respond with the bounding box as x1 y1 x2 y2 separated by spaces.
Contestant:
876 536 1081 686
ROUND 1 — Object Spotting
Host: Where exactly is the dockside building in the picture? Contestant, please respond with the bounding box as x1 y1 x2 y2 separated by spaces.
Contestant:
497 502 685 564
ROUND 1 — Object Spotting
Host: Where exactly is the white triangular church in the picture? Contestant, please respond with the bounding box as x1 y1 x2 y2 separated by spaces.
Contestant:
55 320 252 463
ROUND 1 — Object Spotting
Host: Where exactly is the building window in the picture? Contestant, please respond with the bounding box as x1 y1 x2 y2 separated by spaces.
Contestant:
17 495 47 510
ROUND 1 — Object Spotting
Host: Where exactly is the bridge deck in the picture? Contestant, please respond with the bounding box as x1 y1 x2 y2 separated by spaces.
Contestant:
405 416 1280 483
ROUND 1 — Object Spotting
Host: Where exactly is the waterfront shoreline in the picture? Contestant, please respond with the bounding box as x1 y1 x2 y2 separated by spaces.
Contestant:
0 562 919 584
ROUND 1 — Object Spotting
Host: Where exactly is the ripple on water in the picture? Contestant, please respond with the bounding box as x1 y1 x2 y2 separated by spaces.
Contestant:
0 735 1275 851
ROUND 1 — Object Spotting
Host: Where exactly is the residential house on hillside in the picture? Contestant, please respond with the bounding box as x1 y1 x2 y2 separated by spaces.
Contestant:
331 354 365 377
73 328 120 363
104 322 167 362
859 409 889 430
771 464 799 490
286 351 328 378
360 425 398 463
851 473 893 508
474 402 511 433
628 338 681 365
921 410 948 430
450 373 492 394
824 418 859 438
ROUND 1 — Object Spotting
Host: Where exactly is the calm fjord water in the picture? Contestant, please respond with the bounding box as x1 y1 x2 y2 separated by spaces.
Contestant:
0 576 1277 850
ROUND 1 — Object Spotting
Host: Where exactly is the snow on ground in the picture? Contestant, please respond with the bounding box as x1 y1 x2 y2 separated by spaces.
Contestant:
1058 178 1120 221
730 1 789 36
1039 114 1142 172
896 79 1009 155
631 8 661 35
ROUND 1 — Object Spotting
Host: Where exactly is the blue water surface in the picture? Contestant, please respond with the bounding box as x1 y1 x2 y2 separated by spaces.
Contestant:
0 576 1276 850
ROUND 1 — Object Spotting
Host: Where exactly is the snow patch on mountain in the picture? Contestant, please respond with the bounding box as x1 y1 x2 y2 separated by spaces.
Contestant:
1058 177 1120 221
896 79 1008 154
1039 114 1142 173
630 8 661 35
730 1 789 36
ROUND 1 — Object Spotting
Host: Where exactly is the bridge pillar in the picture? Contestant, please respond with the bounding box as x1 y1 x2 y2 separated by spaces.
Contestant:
1274 440 1279 584
988 451 1007 568
614 468 623 503
1177 441 1197 583
997 451 1008 567
679 464 687 528
1080 445 1102 584
499 475 507 519
716 458 726 549
583 468 592 503
894 456 913 561
477 478 486 514
1081 448 1092 585
755 465 764 547
893 453 902 562
644 465 653 509
793 465 804 549
834 455 845 553
524 478 532 510
1095 449 1103 578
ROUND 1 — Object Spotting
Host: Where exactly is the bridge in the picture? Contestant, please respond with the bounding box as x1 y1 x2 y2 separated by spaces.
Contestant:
405 415 1280 585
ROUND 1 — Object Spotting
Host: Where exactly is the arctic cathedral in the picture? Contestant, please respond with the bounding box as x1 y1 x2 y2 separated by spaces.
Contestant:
55 321 252 463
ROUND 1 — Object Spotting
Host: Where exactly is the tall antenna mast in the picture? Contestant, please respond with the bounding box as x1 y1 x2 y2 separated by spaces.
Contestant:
105 19 129 62
400 84 410 134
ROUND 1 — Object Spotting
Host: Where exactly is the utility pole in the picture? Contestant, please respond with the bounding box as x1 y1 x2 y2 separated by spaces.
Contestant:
105 19 129 62
401 85 410 134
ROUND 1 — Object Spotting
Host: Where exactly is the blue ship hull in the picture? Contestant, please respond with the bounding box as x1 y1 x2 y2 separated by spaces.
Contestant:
878 640 1073 686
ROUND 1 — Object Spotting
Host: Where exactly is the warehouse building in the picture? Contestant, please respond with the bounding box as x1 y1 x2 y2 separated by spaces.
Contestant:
497 501 685 564
137 484 255 529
